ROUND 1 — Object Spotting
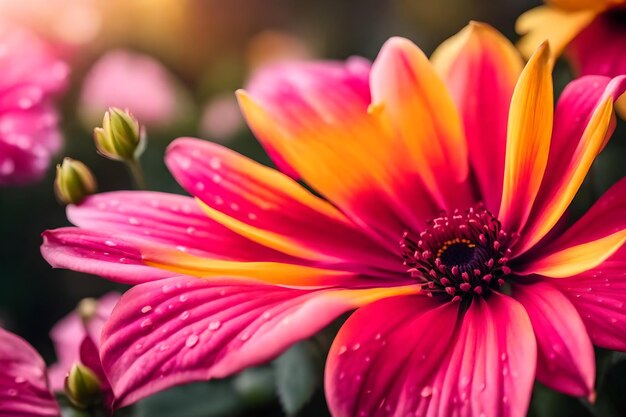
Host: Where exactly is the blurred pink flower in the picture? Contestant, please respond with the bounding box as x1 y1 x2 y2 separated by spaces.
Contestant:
0 327 60 417
79 49 192 129
48 293 120 408
198 93 243 142
0 25 68 186
41 23 626 416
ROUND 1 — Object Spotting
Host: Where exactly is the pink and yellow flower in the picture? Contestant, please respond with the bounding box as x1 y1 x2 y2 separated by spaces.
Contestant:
517 0 626 115
0 328 60 417
0 24 68 186
42 23 626 417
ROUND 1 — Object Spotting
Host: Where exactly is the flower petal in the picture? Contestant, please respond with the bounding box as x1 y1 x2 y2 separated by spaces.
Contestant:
370 37 473 211
165 137 402 272
48 293 120 392
498 42 553 233
67 191 295 263
517 177 626 278
512 281 594 397
516 75 626 254
431 22 522 212
552 247 626 351
41 227 382 287
516 5 597 59
0 328 60 417
326 293 536 417
238 60 439 239
567 11 626 118
100 275 419 406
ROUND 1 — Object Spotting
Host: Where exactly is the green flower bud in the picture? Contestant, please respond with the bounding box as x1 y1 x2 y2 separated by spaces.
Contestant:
65 363 103 409
93 107 145 161
54 158 97 205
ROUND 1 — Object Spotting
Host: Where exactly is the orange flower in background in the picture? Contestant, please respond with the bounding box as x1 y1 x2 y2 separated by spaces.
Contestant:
517 0 626 115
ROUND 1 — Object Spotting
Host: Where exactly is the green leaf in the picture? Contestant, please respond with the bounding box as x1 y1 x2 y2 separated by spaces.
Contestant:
273 341 322 416
133 381 244 417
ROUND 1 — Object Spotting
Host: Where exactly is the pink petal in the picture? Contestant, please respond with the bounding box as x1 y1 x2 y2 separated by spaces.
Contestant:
553 247 626 351
165 137 402 273
568 11 626 80
512 281 595 397
68 191 295 263
326 294 536 417
516 75 626 254
431 22 522 213
517 177 626 278
0 328 60 417
41 228 173 284
41 227 390 288
48 292 120 392
100 275 418 406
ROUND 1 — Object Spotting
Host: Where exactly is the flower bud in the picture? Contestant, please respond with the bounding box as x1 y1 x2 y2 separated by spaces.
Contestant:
65 363 103 409
77 297 98 325
93 107 145 161
54 158 97 205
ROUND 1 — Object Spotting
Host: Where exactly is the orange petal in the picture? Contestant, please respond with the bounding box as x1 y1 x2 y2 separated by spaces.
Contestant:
431 22 522 212
370 37 472 210
498 41 553 233
517 230 626 278
237 73 438 239
518 97 614 253
516 5 598 59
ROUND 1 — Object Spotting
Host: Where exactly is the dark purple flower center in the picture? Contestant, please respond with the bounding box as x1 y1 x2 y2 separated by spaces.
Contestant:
400 205 518 301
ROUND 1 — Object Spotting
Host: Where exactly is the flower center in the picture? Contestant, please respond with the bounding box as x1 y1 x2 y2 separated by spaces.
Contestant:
400 205 518 301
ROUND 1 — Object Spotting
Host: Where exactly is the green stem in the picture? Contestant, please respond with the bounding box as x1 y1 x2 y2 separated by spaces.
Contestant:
127 158 147 190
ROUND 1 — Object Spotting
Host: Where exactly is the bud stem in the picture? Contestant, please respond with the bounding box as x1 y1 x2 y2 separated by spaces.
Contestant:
127 158 147 190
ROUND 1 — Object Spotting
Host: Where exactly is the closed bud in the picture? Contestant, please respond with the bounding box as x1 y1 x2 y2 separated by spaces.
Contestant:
65 363 103 409
93 107 145 161
54 158 97 205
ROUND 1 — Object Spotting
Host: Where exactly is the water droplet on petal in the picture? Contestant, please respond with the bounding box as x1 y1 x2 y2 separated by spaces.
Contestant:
180 311 190 320
208 321 221 330
141 305 152 314
179 294 189 302
420 386 432 398
104 240 117 247
14 376 25 384
7 389 17 397
140 318 153 329
186 334 199 348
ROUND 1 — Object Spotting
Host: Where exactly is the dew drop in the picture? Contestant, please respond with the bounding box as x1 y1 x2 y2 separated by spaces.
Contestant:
141 305 152 314
7 389 17 397
240 332 250 341
140 318 153 329
180 311 190 320
338 345 348 355
186 334 199 348
186 227 196 235
104 240 117 247
208 321 221 330
420 386 433 398
14 376 25 384
179 294 189 302
352 343 361 351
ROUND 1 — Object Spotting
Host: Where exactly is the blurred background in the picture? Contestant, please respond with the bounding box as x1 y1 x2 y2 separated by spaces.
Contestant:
2 0 626 416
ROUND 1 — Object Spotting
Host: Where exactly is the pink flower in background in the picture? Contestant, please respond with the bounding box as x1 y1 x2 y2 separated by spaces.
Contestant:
517 0 626 115
198 93 243 143
41 22 626 417
0 327 60 417
79 49 192 129
0 25 68 186
48 293 120 408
